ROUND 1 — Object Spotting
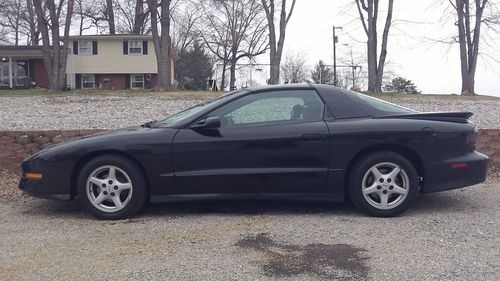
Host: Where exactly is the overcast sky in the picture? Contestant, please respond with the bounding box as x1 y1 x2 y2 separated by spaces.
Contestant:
253 0 500 96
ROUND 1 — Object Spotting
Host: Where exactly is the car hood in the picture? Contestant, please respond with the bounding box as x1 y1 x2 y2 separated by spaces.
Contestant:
27 126 178 161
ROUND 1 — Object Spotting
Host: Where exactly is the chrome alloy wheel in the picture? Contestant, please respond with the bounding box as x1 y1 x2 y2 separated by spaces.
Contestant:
361 162 409 210
86 165 133 213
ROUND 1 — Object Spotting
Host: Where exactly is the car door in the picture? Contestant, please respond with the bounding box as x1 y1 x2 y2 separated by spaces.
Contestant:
171 89 331 194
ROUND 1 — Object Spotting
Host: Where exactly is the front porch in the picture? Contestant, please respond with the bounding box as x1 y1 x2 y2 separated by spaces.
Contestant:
0 46 46 89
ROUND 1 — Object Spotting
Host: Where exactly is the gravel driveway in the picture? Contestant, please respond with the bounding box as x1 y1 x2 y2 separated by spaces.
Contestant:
1 179 498 281
0 94 499 130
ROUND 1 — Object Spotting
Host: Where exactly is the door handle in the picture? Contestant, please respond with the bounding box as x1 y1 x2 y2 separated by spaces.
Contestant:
302 134 325 142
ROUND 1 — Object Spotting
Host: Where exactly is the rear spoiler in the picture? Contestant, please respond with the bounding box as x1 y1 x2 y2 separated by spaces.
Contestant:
378 112 473 123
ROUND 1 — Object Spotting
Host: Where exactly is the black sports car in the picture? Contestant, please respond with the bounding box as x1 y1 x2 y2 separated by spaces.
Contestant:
19 84 489 219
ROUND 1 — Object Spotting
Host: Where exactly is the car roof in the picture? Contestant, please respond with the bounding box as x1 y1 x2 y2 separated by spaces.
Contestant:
244 83 315 92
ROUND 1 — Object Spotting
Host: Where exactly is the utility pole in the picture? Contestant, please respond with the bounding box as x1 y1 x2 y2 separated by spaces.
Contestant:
332 25 342 86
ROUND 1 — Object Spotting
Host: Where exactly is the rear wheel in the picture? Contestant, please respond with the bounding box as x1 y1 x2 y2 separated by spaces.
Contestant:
77 155 147 220
349 152 419 217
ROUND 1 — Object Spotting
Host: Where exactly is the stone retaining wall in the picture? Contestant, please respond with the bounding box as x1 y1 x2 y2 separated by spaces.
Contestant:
476 129 500 170
0 129 498 174
0 130 103 172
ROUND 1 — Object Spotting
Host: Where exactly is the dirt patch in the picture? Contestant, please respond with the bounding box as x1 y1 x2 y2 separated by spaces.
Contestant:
235 232 369 280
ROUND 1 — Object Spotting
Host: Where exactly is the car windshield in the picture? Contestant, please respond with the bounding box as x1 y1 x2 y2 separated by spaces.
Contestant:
157 90 243 126
347 91 416 116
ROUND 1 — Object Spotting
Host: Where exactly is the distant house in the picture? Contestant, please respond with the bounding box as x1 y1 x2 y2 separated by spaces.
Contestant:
0 46 47 88
0 34 177 90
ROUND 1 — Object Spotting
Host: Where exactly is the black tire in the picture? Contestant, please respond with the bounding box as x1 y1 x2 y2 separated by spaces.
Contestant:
348 151 419 217
77 155 147 220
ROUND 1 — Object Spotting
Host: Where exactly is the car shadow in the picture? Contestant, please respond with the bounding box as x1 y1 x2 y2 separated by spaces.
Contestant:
143 199 349 217
408 190 481 214
17 189 480 220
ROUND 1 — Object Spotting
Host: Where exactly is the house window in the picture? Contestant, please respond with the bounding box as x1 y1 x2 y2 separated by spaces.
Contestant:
129 40 142 54
78 41 93 55
130 74 144 89
82 74 95 89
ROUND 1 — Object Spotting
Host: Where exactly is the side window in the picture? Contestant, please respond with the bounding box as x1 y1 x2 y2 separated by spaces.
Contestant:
129 40 143 54
78 41 93 55
130 74 144 89
209 90 324 127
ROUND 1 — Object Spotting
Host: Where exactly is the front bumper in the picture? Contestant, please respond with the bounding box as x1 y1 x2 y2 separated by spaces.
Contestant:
423 151 489 193
18 177 71 200
18 156 73 201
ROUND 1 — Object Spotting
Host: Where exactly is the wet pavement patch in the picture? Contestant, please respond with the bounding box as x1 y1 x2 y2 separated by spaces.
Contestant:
235 233 368 280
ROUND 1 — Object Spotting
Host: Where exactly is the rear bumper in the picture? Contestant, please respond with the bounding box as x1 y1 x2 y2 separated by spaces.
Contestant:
422 151 489 193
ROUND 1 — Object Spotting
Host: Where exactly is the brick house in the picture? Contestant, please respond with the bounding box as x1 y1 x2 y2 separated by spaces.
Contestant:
0 34 177 90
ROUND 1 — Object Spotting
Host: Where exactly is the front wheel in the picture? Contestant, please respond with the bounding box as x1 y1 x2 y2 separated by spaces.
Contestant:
349 152 419 217
77 155 147 220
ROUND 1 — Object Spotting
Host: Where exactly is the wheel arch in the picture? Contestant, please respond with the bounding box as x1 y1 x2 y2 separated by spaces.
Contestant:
70 150 150 199
345 144 424 190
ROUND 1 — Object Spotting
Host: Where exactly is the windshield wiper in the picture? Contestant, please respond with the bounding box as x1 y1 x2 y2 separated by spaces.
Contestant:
141 120 159 128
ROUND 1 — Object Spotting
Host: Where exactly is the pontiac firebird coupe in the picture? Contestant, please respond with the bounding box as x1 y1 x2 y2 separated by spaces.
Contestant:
19 84 489 219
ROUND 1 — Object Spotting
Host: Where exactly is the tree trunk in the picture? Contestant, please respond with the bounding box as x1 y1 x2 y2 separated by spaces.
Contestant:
106 0 115 35
262 0 296 85
454 0 486 95
229 58 236 90
366 40 377 92
220 63 227 91
157 58 170 89
269 57 281 85
14 27 19 46
26 0 39 45
34 0 74 91
461 72 475 95
148 0 171 90
355 0 393 93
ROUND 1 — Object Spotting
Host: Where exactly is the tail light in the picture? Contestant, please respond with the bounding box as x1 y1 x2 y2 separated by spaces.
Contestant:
466 127 478 149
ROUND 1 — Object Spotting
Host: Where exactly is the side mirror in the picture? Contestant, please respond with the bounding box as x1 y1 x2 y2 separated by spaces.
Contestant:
191 116 221 129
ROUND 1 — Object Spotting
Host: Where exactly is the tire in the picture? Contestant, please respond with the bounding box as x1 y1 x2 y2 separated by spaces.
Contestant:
77 155 147 220
348 151 419 217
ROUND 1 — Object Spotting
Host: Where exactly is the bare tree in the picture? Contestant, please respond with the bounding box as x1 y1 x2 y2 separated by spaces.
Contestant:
171 2 201 56
197 3 231 90
281 52 308 83
24 0 40 45
354 0 394 92
261 0 297 84
338 46 367 90
115 0 150 34
0 0 25 45
450 0 491 95
33 0 75 90
200 0 269 90
74 0 99 35
0 27 9 44
0 0 40 45
147 0 172 90
74 0 120 35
